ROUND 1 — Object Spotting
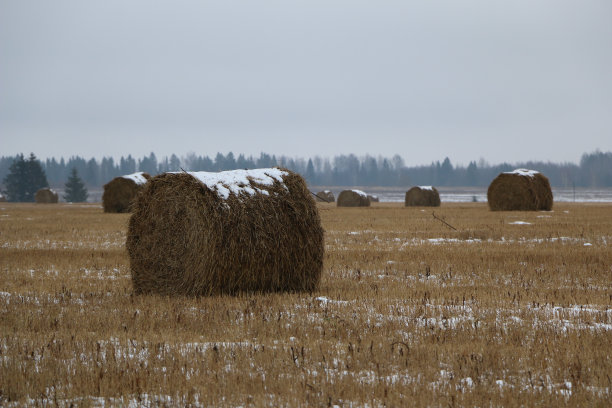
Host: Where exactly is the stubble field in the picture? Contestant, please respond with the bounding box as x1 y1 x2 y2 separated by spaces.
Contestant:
1 202 611 406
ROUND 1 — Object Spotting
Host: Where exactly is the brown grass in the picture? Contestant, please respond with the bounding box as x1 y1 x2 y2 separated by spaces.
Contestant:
1 202 611 406
126 170 324 296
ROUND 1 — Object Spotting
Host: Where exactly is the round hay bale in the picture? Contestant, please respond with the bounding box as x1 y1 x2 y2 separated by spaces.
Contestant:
35 188 58 204
315 190 335 203
337 190 370 207
0 194 6 202
126 168 324 296
405 186 440 207
487 169 553 211
367 194 379 203
102 172 151 213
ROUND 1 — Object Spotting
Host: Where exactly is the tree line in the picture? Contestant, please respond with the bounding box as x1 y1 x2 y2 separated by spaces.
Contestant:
1 154 88 202
1 150 611 190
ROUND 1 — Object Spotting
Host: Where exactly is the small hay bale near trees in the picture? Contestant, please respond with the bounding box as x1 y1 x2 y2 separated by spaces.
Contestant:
315 190 335 203
337 190 370 207
35 188 58 203
405 186 441 207
487 169 553 211
103 172 151 213
367 194 379 203
126 168 324 296
3 153 49 202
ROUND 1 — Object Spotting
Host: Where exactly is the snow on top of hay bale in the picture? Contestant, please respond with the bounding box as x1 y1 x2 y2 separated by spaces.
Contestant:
419 186 434 191
177 168 288 200
121 172 149 185
504 169 540 177
351 189 368 198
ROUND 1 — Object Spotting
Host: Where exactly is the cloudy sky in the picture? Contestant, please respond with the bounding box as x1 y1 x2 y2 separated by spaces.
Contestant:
1 0 611 165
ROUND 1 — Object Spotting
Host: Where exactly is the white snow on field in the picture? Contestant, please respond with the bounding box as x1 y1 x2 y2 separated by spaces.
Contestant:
509 221 532 225
121 172 148 185
315 296 349 305
183 168 288 200
504 169 540 177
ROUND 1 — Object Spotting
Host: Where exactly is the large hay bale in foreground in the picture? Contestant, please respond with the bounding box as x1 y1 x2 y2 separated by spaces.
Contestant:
35 188 58 203
315 190 335 202
487 169 553 211
337 190 370 207
126 168 324 296
405 186 440 207
367 194 379 203
102 172 151 213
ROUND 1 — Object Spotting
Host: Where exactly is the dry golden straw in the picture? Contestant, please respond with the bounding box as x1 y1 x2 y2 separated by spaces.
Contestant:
487 169 553 211
126 168 324 296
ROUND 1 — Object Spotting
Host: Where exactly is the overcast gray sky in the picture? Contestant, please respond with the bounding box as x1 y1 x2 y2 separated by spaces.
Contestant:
1 0 611 165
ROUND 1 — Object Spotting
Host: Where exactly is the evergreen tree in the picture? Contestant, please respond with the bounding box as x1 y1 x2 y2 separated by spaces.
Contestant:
64 168 88 202
2 153 49 202
305 159 315 184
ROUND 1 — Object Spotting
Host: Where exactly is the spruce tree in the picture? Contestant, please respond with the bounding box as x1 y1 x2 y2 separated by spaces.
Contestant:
2 153 49 202
63 168 88 203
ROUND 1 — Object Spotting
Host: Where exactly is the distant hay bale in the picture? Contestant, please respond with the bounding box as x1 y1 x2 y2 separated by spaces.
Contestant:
102 172 151 213
367 194 379 203
487 169 553 211
0 194 6 202
126 168 324 296
405 186 440 207
337 190 370 207
35 188 58 204
315 190 335 203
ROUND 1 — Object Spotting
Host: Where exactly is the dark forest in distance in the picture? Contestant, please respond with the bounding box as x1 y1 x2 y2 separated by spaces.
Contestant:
1 150 611 189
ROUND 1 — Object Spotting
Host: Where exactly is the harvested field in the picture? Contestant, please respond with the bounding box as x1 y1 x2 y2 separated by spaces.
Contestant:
1 202 611 406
